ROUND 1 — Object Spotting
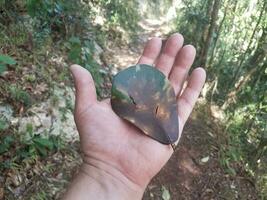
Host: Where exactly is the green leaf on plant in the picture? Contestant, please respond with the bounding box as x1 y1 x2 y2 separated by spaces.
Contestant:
35 145 48 156
33 137 54 150
0 135 14 154
0 54 16 65
0 118 7 131
69 36 81 45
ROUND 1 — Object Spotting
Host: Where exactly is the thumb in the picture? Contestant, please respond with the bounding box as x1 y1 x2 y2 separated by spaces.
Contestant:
70 64 97 112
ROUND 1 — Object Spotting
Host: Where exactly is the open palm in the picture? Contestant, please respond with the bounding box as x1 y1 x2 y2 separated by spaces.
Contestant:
70 33 206 190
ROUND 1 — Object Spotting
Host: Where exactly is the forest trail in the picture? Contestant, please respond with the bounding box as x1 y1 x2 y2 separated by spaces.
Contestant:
105 18 257 200
105 17 172 70
1 1 265 199
1 17 257 200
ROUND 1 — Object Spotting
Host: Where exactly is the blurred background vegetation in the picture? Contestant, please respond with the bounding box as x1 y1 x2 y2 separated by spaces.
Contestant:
175 0 267 196
0 0 266 199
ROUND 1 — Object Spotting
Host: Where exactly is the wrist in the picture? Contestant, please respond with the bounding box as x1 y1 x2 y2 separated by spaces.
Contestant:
63 158 145 200
81 161 145 199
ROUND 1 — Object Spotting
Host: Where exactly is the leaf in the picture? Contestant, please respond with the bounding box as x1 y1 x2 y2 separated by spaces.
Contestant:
68 47 81 63
161 186 171 200
26 0 40 17
69 36 81 45
0 135 14 154
0 118 7 131
201 156 210 163
33 137 54 150
35 145 48 156
34 83 48 95
111 64 179 144
0 54 16 65
0 145 8 154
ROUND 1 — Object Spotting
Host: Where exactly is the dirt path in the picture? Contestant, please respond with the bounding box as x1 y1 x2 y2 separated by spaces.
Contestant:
105 18 172 71
143 112 256 200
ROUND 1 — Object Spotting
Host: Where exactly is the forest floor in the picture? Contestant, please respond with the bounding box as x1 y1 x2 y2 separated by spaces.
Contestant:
143 112 257 200
1 18 258 200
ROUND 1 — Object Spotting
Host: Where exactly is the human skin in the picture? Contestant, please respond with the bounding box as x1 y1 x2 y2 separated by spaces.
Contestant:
63 33 206 200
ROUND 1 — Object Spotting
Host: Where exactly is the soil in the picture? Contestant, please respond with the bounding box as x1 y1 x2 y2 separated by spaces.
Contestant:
143 113 257 200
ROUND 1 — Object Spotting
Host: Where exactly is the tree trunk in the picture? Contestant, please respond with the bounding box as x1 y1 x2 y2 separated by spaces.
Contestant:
194 0 210 45
208 0 229 68
200 0 221 68
199 0 214 49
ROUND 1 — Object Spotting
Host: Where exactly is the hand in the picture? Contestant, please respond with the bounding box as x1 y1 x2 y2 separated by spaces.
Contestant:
64 33 206 200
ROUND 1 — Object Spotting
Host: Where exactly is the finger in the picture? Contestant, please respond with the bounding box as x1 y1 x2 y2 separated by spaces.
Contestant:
137 37 162 65
70 64 97 112
155 33 184 76
177 68 206 126
169 45 196 95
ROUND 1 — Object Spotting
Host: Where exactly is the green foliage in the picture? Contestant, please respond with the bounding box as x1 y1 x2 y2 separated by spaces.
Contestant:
0 117 8 131
0 131 62 171
0 54 16 74
26 0 85 43
145 0 173 18
0 24 28 48
66 36 104 95
0 116 63 172
87 0 141 43
99 0 140 34
0 1 141 198
0 54 16 65
174 0 267 196
0 135 14 154
8 85 32 107
25 134 61 157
